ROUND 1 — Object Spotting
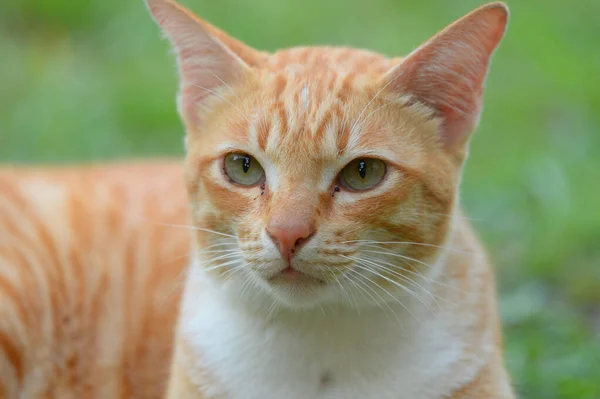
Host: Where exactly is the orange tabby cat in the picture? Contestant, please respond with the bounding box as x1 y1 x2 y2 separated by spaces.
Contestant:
0 0 513 398
0 162 189 398
145 0 514 398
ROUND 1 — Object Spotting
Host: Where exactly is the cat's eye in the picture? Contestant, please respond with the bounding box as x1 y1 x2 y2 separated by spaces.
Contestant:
223 153 265 187
339 158 387 191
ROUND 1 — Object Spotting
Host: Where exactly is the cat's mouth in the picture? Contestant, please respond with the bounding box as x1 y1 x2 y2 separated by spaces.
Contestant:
268 266 326 286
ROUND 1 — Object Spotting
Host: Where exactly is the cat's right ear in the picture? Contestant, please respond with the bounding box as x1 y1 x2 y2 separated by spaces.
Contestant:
146 0 263 127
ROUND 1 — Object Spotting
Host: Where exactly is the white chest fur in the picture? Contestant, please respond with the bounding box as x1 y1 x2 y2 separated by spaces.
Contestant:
177 272 492 399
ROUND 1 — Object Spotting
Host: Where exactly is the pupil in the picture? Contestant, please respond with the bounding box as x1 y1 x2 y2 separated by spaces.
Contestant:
242 156 251 173
358 160 366 179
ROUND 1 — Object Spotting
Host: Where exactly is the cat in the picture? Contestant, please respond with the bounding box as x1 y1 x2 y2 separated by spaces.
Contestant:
0 162 190 398
145 0 515 398
0 0 513 398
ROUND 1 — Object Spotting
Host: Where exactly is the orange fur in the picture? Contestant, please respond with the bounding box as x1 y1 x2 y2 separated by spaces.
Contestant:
0 162 189 398
1 1 514 398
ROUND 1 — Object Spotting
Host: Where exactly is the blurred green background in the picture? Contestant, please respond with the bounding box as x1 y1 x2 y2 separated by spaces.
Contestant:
0 0 598 397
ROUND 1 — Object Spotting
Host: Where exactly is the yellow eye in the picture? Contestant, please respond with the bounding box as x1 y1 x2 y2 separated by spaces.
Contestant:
224 153 265 187
340 158 386 191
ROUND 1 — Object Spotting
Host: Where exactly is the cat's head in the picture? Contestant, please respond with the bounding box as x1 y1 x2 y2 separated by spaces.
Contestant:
147 0 508 310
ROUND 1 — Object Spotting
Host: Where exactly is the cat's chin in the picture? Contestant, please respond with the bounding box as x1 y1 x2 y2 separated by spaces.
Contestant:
268 267 326 286
255 273 333 310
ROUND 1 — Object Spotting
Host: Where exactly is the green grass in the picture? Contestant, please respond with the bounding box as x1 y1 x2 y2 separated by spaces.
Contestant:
1 0 599 396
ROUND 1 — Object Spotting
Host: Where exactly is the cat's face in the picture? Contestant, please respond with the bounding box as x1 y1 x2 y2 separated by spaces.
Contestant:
148 0 508 309
184 61 456 308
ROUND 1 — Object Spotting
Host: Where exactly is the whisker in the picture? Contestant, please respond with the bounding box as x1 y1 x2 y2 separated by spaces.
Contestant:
361 249 439 270
221 264 245 281
187 226 237 239
341 271 381 312
331 272 355 309
238 243 263 250
238 274 256 300
346 255 431 307
350 78 400 137
164 253 190 264
151 222 237 239
344 257 421 324
193 84 250 124
359 254 451 307
198 251 243 265
198 64 243 105
341 240 475 255
360 102 393 126
204 258 244 272
358 252 469 296
310 261 357 312
397 264 468 296
266 299 279 320
202 241 239 250
316 302 327 316
200 249 244 255
338 274 362 316
349 269 402 322
157 267 189 309
344 269 405 326
160 246 242 310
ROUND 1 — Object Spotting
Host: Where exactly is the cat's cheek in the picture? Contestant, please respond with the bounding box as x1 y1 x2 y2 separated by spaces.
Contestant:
337 186 408 228
236 221 268 248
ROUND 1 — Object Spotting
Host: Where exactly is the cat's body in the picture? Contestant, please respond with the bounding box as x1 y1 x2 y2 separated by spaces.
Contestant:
1 0 514 398
0 162 189 398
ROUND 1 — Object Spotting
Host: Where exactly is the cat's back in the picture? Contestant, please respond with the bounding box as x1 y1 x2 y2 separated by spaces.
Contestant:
0 161 189 398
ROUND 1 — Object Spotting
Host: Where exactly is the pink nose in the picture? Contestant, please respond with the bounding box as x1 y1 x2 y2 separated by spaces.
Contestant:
266 221 315 262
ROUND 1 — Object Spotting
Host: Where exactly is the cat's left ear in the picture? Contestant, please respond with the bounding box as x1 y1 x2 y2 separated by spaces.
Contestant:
146 0 265 127
382 2 509 161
